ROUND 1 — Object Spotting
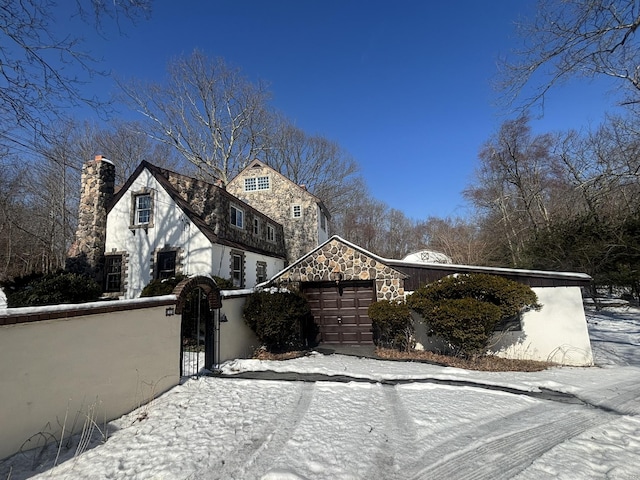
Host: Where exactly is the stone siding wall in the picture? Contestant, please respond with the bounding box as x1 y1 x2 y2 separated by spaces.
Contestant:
68 156 115 276
275 239 406 301
227 161 322 264
160 169 286 257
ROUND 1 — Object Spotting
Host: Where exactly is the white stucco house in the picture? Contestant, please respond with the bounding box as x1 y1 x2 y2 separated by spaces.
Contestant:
70 157 289 299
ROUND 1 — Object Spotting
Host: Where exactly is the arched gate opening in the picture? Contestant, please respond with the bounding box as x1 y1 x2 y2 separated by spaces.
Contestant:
173 276 222 377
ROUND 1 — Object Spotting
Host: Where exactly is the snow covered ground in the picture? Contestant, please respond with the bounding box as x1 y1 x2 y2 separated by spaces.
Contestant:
2 306 640 479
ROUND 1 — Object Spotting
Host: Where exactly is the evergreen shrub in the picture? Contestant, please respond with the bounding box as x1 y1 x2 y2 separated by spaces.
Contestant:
407 273 540 357
367 300 414 351
243 291 316 352
140 275 234 297
140 275 186 297
1 271 102 307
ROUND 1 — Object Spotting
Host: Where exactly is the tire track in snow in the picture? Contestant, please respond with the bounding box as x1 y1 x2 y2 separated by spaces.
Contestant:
217 381 315 479
406 403 612 480
579 379 640 415
367 384 419 480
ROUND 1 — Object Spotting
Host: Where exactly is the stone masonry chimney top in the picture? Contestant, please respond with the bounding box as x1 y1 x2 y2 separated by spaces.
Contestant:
94 154 114 166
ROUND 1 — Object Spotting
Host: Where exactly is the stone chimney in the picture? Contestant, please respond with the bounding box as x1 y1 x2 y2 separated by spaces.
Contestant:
68 156 115 277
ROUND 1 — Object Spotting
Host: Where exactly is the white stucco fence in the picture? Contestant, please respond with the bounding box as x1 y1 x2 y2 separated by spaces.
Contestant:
414 286 593 366
0 297 181 461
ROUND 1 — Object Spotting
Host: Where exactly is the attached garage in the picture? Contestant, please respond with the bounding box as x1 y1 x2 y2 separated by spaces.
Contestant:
301 280 375 344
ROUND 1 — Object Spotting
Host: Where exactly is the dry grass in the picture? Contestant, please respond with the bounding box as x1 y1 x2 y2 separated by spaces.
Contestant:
252 349 309 361
375 348 554 372
252 347 554 372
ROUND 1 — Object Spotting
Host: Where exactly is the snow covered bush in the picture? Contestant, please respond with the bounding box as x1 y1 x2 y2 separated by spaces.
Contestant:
243 291 316 352
407 273 540 357
1 271 102 307
367 300 414 351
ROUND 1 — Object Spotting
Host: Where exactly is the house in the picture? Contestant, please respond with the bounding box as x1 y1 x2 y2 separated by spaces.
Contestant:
265 236 594 366
70 156 288 299
226 159 331 264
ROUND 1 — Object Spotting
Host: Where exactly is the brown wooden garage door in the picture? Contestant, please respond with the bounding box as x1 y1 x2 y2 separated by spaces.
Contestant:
302 280 375 345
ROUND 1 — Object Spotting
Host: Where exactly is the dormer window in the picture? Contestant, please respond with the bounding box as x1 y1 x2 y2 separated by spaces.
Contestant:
267 224 275 242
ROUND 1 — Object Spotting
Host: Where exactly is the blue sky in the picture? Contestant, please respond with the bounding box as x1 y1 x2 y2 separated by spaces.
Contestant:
69 1 621 220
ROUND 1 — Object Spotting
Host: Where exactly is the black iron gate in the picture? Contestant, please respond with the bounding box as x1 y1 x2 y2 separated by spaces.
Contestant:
180 286 220 377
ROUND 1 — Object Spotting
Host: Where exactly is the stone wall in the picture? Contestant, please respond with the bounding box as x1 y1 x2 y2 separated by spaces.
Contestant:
68 156 115 278
227 160 326 264
275 239 407 301
158 166 286 257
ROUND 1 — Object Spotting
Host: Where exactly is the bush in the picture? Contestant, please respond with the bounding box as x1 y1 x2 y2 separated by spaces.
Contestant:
368 300 414 351
140 275 186 297
427 298 502 356
140 275 235 297
243 290 315 352
212 276 235 289
1 271 102 307
407 273 540 357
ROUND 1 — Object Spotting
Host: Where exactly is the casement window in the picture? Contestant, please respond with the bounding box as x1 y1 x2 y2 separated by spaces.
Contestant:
134 193 152 225
104 255 123 292
267 224 275 242
253 218 260 235
292 205 302 219
231 252 245 287
244 177 257 191
320 213 326 231
257 176 270 190
156 251 177 279
230 205 244 228
256 262 267 284
244 176 270 191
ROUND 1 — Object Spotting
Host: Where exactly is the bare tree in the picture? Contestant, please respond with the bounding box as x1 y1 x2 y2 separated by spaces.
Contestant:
262 120 362 216
465 116 554 265
499 0 640 109
422 217 491 265
553 115 640 219
0 0 151 144
119 51 273 184
90 120 186 184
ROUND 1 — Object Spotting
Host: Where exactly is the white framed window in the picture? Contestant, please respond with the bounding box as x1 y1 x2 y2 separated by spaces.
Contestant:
231 252 244 287
256 262 267 284
253 218 259 235
244 178 257 191
244 176 270 191
292 205 302 219
257 176 270 190
230 205 244 228
134 194 152 225
267 224 275 242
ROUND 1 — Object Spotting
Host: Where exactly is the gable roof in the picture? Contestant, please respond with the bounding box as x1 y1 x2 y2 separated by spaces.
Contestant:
230 159 332 220
107 161 286 259
266 235 592 289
